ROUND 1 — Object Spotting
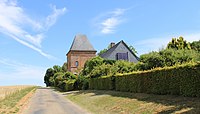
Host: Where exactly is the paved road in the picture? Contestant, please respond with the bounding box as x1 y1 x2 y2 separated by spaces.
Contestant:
23 88 89 114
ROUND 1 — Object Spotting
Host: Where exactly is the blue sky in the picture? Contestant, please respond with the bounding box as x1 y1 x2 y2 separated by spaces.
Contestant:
0 0 200 86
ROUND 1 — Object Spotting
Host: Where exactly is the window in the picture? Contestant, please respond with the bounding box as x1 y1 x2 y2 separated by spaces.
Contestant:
116 52 128 61
75 61 79 67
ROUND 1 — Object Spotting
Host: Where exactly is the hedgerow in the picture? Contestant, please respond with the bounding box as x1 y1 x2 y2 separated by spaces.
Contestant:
89 76 115 90
89 62 200 97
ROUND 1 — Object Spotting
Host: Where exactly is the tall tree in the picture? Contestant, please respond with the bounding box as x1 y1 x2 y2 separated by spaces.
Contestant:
190 40 200 52
62 62 68 72
44 68 55 87
167 36 191 50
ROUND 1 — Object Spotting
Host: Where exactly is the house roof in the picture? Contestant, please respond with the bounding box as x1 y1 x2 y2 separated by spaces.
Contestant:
69 34 96 51
100 40 139 60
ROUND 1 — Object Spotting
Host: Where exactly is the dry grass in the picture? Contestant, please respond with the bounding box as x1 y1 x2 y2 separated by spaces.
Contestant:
0 86 37 114
65 90 200 114
0 85 33 100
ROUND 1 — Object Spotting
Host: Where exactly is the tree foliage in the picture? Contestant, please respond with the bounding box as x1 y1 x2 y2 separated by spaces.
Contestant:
98 43 138 55
167 36 191 50
129 45 138 54
190 40 200 52
44 37 200 92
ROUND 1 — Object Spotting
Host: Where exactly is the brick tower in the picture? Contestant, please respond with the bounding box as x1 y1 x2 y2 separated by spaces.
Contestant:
66 34 96 74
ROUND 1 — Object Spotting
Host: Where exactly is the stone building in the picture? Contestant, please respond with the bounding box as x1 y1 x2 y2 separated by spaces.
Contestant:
66 34 96 73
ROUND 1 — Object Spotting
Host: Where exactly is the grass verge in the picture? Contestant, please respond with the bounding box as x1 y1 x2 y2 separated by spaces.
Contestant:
0 86 37 114
66 90 200 114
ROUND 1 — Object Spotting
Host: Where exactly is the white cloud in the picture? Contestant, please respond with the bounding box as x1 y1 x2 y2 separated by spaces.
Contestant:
135 32 200 55
93 8 126 34
45 5 66 29
0 58 46 86
101 17 121 34
0 0 66 58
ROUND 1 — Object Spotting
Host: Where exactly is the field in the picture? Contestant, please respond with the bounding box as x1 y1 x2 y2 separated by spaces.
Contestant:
66 90 200 114
0 85 32 100
0 85 37 114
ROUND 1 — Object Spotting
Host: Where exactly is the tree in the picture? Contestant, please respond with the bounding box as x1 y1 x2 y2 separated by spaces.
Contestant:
97 44 111 56
167 36 191 50
81 56 104 76
190 40 200 52
98 49 108 56
62 62 68 72
140 51 165 70
98 44 138 55
44 68 55 87
53 65 63 73
129 45 138 54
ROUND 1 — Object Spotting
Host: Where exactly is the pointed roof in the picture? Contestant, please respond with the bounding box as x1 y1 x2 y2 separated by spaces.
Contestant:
69 34 96 51
100 40 139 60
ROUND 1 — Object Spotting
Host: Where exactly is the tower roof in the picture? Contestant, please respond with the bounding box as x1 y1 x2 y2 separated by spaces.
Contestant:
69 34 96 51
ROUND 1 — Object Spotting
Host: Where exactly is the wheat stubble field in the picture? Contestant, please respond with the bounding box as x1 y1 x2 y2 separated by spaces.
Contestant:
0 85 37 114
0 85 30 100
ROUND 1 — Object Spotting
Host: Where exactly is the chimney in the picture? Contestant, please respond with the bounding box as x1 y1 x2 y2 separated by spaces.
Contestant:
110 42 115 48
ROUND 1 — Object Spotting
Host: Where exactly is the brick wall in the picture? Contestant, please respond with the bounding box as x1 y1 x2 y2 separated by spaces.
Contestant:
67 51 96 73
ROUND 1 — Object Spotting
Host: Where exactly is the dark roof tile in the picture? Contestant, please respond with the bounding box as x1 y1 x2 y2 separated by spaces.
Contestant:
70 34 96 51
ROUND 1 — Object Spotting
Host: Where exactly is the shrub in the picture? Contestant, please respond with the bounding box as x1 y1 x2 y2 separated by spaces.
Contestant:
140 51 165 70
89 64 118 78
81 56 104 76
114 60 136 73
74 75 89 90
53 72 65 87
63 80 76 91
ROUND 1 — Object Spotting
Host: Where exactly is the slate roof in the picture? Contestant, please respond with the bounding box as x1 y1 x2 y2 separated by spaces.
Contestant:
69 34 96 51
100 40 139 60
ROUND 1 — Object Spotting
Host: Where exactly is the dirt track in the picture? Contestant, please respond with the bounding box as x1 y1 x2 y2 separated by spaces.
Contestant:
22 88 89 114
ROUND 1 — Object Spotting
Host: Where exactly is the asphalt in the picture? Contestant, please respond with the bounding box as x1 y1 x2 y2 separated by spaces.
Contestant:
22 88 89 114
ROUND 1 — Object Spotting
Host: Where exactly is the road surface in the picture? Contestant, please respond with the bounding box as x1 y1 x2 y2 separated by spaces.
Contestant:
23 88 89 114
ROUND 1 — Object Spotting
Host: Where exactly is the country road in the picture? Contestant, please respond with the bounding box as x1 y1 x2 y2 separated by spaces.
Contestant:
22 88 89 114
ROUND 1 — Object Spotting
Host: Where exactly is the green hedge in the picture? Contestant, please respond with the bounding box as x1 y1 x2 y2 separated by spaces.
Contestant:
89 76 115 90
89 63 200 97
115 63 200 97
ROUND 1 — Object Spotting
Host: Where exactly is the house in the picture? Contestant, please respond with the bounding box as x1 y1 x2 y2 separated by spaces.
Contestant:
99 40 139 62
66 34 97 73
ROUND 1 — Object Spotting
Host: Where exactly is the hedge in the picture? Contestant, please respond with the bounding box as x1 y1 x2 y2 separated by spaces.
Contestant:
89 63 200 97
89 76 115 90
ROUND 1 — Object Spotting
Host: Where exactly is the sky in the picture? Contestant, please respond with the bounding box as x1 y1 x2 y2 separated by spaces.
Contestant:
0 0 200 86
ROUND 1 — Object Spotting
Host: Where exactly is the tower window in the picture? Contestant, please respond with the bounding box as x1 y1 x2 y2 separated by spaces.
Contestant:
75 61 79 67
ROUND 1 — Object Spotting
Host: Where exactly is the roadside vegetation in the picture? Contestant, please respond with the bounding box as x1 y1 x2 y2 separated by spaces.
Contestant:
44 37 200 97
0 86 37 114
66 90 200 114
43 37 200 113
0 85 30 100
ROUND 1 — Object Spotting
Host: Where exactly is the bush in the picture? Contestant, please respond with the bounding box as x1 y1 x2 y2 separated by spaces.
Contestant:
159 49 200 66
81 56 104 76
114 60 136 73
53 72 65 87
140 51 164 70
63 80 76 91
74 75 89 90
89 64 118 78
